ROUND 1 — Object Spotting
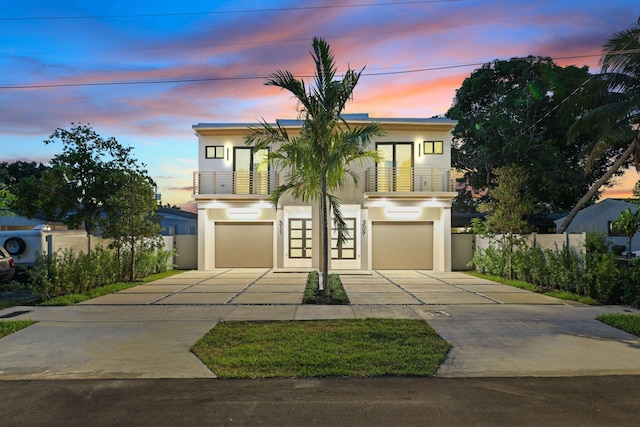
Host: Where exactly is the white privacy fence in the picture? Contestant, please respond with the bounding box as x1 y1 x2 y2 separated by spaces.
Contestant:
0 230 197 270
452 232 588 271
475 232 586 253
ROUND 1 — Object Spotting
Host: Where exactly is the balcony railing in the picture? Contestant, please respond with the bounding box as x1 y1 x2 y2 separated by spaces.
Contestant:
193 171 279 195
364 167 455 193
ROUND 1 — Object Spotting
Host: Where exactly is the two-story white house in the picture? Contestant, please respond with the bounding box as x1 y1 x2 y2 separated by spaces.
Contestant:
192 113 457 272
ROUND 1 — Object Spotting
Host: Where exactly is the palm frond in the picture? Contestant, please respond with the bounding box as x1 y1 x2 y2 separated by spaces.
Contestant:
327 193 348 247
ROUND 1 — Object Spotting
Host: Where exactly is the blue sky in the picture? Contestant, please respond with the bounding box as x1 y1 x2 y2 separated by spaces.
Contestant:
1 0 638 210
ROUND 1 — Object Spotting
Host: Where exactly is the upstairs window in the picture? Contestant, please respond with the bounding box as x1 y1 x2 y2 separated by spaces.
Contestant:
424 141 443 155
206 146 224 159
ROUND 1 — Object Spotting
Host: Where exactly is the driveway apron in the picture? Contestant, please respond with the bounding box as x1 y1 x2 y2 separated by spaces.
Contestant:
0 269 639 379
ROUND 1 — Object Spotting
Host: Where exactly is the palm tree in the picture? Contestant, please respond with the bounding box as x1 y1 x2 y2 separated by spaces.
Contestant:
612 208 640 261
245 37 383 295
558 18 640 233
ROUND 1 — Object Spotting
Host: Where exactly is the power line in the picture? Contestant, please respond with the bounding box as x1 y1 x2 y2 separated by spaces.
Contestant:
0 53 604 90
0 0 463 21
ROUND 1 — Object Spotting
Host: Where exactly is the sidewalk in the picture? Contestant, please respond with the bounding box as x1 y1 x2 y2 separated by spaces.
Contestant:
1 269 639 379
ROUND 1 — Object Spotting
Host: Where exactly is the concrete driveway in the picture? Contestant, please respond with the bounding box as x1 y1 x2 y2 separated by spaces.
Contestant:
0 269 639 379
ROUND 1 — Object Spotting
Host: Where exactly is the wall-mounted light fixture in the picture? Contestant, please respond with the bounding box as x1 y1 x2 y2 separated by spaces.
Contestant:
227 208 260 218
226 148 229 161
384 207 421 219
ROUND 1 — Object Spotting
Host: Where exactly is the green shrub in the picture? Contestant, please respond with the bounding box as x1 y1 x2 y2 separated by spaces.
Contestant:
470 246 509 277
546 245 584 293
26 245 173 301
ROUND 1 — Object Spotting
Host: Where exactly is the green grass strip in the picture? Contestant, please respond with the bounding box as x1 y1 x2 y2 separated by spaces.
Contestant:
41 269 184 306
465 271 599 305
465 271 540 292
0 320 37 339
544 290 598 305
192 319 451 378
597 313 640 336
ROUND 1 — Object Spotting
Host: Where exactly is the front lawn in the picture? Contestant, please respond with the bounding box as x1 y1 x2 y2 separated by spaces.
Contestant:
192 319 451 378
597 313 640 336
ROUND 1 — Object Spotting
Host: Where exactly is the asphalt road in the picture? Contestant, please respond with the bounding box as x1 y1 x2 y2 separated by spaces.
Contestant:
1 376 639 426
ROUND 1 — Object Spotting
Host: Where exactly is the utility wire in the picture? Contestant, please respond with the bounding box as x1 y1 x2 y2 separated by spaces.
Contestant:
0 53 605 90
0 0 464 21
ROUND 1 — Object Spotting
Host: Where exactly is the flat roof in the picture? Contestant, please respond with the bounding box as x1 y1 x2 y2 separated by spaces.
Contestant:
193 113 456 130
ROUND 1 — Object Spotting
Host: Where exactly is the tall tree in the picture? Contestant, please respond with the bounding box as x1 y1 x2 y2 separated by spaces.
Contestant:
245 37 383 294
447 56 609 212
558 18 640 232
12 124 149 233
478 166 535 279
100 171 162 282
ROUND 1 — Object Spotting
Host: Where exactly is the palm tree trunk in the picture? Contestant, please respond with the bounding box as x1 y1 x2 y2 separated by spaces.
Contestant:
557 137 638 233
321 178 330 296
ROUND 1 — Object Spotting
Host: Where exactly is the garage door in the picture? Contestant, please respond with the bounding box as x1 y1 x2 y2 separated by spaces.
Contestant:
372 222 433 269
215 222 273 268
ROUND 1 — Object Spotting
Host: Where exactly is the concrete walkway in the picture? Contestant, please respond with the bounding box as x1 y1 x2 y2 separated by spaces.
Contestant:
1 269 639 379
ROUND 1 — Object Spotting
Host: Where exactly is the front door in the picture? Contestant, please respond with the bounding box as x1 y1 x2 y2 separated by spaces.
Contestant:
376 143 413 191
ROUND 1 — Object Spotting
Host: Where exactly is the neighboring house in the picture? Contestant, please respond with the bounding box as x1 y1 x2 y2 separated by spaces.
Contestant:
554 198 640 250
154 207 197 236
192 113 457 272
0 211 66 231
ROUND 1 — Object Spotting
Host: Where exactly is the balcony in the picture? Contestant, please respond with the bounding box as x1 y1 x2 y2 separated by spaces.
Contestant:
364 167 455 193
193 171 280 196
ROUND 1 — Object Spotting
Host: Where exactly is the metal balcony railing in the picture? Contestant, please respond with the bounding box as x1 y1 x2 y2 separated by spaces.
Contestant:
364 167 455 193
193 171 279 195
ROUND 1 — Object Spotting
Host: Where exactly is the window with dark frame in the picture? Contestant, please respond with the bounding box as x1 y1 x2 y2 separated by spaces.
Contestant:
331 218 356 260
424 141 443 155
205 146 224 159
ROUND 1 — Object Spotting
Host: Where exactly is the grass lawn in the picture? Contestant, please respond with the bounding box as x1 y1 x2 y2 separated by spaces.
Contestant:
597 313 640 336
41 269 184 306
192 318 451 378
0 320 37 339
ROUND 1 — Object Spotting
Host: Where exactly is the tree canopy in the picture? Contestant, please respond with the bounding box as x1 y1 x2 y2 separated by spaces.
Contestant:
11 123 150 233
557 17 640 232
447 56 617 213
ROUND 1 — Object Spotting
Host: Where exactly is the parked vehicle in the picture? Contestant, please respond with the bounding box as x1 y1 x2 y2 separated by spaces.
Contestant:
0 225 50 268
0 246 16 283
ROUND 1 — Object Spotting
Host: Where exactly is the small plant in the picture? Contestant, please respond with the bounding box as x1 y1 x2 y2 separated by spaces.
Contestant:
303 271 349 304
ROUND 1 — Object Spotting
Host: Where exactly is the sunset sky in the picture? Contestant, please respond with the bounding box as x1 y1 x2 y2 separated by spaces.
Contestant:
2 0 639 210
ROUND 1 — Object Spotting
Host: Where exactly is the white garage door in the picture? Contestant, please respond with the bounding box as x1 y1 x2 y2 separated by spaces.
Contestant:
372 222 433 269
215 222 273 268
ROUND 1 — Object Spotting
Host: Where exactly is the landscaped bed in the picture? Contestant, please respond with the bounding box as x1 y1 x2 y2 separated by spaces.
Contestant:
191 318 451 378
